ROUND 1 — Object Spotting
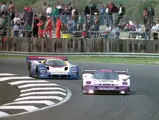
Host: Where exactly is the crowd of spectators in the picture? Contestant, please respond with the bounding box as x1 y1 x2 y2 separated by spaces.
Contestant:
0 1 127 39
0 1 158 40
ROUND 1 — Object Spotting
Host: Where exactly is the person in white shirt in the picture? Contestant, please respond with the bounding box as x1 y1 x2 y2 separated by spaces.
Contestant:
13 14 21 24
46 4 52 16
152 22 158 40
103 24 112 39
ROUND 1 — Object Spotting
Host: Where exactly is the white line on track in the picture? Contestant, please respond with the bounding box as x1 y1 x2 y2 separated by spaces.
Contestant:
0 106 39 112
18 83 59 89
0 76 33 82
20 91 66 97
0 111 9 117
21 87 66 93
0 73 16 76
15 96 64 101
4 100 55 106
9 80 48 85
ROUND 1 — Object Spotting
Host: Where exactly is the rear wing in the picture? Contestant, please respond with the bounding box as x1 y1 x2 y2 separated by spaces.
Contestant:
82 69 98 74
113 69 128 75
26 56 68 63
82 69 128 75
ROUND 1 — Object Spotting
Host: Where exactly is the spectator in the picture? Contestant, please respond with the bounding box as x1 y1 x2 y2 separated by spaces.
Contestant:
23 4 29 21
109 2 119 24
149 6 155 26
44 16 52 38
68 3 73 16
84 5 90 15
100 3 105 15
56 17 62 38
8 1 15 12
25 6 33 28
52 4 59 28
1 2 7 15
151 22 158 40
46 4 52 17
78 14 84 31
37 18 45 38
56 2 62 14
128 22 142 38
117 4 125 24
60 5 69 26
14 9 19 17
105 4 112 26
103 24 112 39
143 8 149 26
67 17 75 32
13 22 20 37
13 14 20 25
33 14 39 37
144 24 151 40
71 6 78 30
42 2 47 22
42 2 47 14
0 14 8 37
0 2 2 13
110 24 120 39
93 12 99 38
99 3 105 25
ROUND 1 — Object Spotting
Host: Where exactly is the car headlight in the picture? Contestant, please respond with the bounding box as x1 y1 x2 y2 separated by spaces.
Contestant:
40 70 47 74
71 67 78 72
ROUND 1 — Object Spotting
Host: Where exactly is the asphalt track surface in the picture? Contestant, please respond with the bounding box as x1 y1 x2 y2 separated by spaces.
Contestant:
0 58 159 120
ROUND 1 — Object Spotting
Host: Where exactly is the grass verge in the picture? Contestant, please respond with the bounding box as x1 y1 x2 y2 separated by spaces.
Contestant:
0 55 159 64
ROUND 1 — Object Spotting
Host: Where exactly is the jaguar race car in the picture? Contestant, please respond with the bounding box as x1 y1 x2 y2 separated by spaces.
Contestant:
26 56 80 79
82 69 130 95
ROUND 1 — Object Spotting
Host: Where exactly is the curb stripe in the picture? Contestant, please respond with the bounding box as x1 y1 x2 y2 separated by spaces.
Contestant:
0 111 9 116
21 87 66 93
9 80 48 85
4 100 55 106
0 106 39 112
20 91 67 97
18 83 59 89
0 77 33 82
15 96 64 101
0 73 16 76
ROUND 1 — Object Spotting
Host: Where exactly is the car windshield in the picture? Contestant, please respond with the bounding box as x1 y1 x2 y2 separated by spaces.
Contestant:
45 60 66 67
93 72 119 80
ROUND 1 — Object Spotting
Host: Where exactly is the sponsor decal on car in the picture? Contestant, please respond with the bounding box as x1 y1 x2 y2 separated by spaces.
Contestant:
51 72 68 75
99 87 114 90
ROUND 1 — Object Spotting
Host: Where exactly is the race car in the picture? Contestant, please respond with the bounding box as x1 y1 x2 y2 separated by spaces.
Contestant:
26 56 80 79
82 69 130 95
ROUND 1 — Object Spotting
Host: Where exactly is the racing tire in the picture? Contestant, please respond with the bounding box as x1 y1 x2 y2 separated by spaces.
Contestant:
126 87 130 95
36 66 40 79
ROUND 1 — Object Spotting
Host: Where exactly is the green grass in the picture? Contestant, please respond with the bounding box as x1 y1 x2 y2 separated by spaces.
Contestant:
1 55 159 64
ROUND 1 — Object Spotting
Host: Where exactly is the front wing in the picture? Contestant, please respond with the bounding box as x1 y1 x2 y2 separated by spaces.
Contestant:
30 68 80 79
38 72 79 79
83 85 130 94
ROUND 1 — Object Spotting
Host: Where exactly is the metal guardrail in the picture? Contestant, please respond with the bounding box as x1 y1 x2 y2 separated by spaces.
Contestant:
0 51 159 58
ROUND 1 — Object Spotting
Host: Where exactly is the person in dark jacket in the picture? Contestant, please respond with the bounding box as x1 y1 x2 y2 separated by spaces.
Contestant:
149 6 155 26
33 14 39 37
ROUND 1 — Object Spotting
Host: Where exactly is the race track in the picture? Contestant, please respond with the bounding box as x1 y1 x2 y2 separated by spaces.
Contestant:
0 58 159 120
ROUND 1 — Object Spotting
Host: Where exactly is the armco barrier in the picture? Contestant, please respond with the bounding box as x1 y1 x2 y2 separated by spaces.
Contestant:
1 51 159 58
1 38 159 53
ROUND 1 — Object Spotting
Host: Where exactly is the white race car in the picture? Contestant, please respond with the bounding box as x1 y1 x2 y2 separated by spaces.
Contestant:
82 69 130 95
